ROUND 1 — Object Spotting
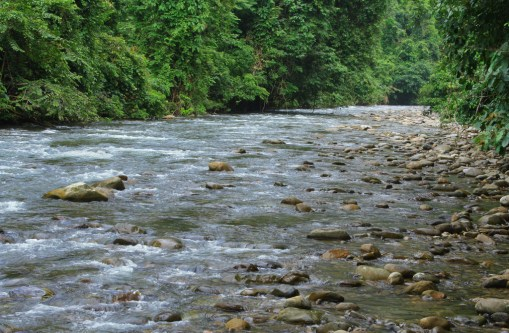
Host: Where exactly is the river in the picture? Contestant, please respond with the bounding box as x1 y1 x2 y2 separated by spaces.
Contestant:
0 106 507 332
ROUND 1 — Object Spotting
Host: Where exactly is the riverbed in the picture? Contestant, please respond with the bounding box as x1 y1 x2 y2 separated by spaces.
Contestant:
0 106 508 332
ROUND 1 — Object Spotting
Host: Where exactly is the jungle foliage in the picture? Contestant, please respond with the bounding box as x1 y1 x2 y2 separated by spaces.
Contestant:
1 0 413 123
420 0 509 153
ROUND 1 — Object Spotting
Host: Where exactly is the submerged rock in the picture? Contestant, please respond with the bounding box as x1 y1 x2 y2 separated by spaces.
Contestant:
150 238 183 250
275 308 323 325
43 182 111 202
356 266 390 281
208 161 234 172
307 228 351 241
475 298 509 314
419 316 451 330
225 318 250 330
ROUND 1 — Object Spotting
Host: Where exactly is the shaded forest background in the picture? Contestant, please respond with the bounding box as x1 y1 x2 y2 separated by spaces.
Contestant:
0 0 507 151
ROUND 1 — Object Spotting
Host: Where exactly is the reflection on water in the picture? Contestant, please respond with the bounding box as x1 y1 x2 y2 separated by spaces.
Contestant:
0 106 505 332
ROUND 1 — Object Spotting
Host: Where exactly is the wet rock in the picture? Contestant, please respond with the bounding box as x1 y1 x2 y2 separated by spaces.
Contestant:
280 272 310 285
284 295 312 309
281 197 303 205
336 302 360 311
208 161 234 172
501 195 509 207
360 243 381 260
479 213 509 225
262 139 286 144
338 280 363 287
463 167 484 177
370 231 404 239
154 312 182 322
295 203 312 213
316 322 351 333
384 264 415 278
43 182 111 202
414 251 434 261
236 148 247 154
0 234 15 244
414 228 441 236
225 318 250 330
341 203 361 211
376 203 390 208
270 286 300 298
361 176 382 184
419 316 451 330
112 223 146 234
482 274 509 288
275 308 323 325
321 249 351 260
404 281 437 294
92 176 126 190
432 184 459 192
149 238 183 250
307 228 351 241
422 290 446 300
356 266 390 281
413 272 440 284
406 160 434 170
307 290 344 303
388 272 404 285
206 182 224 190
490 312 509 323
215 303 245 312
475 298 509 314
113 237 138 246
419 204 433 211
240 288 268 297
112 290 141 302
476 234 495 246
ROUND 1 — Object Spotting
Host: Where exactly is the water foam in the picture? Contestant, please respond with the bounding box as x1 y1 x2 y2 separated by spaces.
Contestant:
0 201 24 212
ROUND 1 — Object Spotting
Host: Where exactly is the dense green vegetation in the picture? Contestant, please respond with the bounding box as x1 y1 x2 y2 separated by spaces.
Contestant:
420 0 509 153
0 0 507 153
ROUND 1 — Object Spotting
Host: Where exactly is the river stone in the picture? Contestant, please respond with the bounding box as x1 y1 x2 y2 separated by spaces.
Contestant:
501 195 509 207
356 266 390 281
388 272 404 285
463 167 484 177
113 237 138 246
8 286 47 299
275 308 323 325
215 303 245 312
420 204 433 211
92 176 126 190
112 223 146 234
413 272 440 283
406 160 434 170
149 238 183 250
414 228 441 236
296 203 312 212
335 302 360 312
342 204 360 211
308 290 344 303
281 197 303 205
284 295 312 309
262 139 286 144
206 182 224 190
280 272 310 285
404 281 437 294
480 213 509 225
422 290 447 300
43 182 111 202
476 233 495 246
270 286 300 298
475 298 509 314
414 251 434 261
482 275 509 288
384 264 415 278
419 316 451 330
208 161 234 172
240 288 268 297
361 176 382 184
307 229 351 241
321 249 350 259
154 312 182 322
370 231 404 239
225 318 250 330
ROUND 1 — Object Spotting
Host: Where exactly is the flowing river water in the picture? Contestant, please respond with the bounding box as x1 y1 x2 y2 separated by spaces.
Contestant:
0 106 508 332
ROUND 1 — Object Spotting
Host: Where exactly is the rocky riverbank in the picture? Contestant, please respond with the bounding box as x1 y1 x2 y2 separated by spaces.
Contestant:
2 107 509 332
